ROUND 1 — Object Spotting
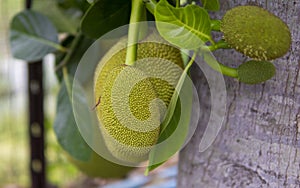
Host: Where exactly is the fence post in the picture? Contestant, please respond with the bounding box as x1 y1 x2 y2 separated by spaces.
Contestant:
26 0 46 188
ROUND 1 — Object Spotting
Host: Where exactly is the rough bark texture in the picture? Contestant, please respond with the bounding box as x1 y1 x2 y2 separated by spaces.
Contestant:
178 0 300 187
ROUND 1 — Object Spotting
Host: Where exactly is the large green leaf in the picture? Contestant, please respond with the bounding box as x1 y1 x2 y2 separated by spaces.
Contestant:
81 0 131 38
53 79 92 161
146 68 194 173
155 0 212 49
10 10 61 62
32 0 83 34
201 0 220 11
57 0 90 12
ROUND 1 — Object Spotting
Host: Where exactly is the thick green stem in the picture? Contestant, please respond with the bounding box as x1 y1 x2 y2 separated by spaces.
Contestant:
206 58 238 78
214 62 238 78
125 0 146 66
208 39 230 51
199 49 238 78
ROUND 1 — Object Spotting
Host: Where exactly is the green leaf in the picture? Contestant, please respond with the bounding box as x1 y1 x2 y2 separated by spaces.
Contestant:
81 0 131 39
53 79 92 161
211 19 221 31
237 60 276 84
32 0 82 34
146 68 194 173
201 0 220 11
10 10 61 62
57 0 90 12
155 0 212 49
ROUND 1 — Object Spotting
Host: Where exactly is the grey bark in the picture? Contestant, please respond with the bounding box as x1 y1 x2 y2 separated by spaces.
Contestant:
178 0 300 188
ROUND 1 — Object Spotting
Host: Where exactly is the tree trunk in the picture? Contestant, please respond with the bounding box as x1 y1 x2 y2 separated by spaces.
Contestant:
178 0 300 187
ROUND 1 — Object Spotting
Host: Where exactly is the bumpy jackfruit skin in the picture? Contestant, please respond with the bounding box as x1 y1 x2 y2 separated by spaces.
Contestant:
94 32 184 163
64 80 134 178
98 66 162 163
237 60 276 84
67 151 133 178
94 31 184 99
221 6 291 60
134 57 183 114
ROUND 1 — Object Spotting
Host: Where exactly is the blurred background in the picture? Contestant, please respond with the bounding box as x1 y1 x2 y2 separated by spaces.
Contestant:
0 1 178 187
0 0 81 187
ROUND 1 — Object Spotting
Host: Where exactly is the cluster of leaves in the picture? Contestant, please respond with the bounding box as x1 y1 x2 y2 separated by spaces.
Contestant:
9 0 210 173
9 0 287 174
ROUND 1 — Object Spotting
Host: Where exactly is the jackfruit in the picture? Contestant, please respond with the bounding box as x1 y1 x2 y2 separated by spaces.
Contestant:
237 60 276 84
94 31 184 163
94 31 184 98
221 5 291 60
98 65 161 163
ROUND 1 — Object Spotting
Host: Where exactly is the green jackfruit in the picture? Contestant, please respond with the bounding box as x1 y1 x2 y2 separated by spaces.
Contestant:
94 32 184 98
94 31 184 163
221 6 291 60
237 60 276 84
98 66 161 163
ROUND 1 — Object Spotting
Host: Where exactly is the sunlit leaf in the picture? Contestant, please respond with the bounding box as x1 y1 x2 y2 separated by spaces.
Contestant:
146 68 194 173
201 0 220 11
155 0 212 49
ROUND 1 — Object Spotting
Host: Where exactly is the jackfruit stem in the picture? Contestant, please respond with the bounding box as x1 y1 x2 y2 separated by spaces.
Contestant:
208 39 230 51
125 0 146 66
200 50 238 78
216 62 239 78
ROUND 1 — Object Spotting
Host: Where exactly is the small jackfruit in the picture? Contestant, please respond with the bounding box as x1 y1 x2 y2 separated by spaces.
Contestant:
221 6 291 60
94 31 184 163
237 60 276 84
